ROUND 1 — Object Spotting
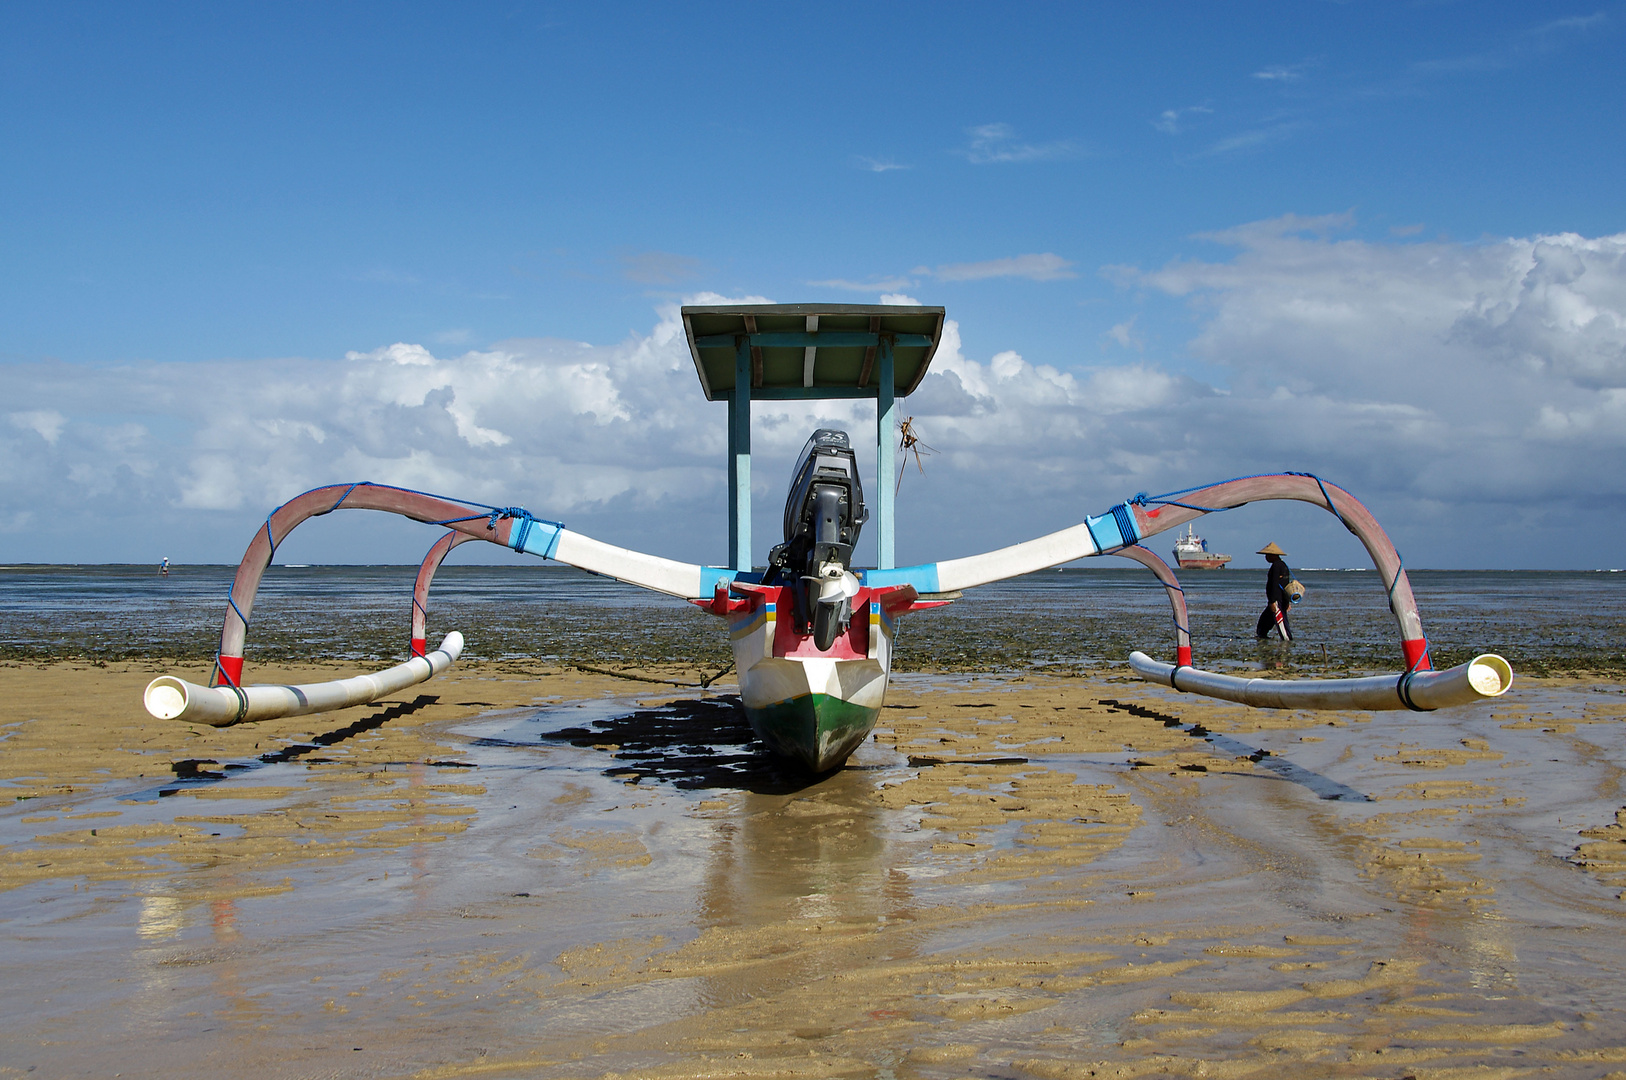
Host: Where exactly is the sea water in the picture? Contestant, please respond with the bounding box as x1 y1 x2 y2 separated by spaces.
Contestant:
1 563 1621 675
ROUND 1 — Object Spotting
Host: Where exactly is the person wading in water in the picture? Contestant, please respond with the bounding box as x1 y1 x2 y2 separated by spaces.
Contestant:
1255 542 1292 641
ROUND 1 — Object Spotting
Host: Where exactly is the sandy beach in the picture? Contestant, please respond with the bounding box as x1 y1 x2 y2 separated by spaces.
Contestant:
6 655 1626 1078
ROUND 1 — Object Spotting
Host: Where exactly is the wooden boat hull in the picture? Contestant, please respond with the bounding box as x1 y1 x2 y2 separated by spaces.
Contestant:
734 655 890 772
720 586 904 772
743 691 881 773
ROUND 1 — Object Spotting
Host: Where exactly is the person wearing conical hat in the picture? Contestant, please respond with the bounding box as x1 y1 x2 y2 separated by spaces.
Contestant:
1255 542 1292 641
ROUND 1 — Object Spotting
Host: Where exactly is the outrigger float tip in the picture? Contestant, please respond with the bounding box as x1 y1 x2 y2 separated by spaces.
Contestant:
144 631 464 727
1129 650 1512 712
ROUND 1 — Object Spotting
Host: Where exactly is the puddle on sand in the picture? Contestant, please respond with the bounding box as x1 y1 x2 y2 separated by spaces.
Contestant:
6 664 1626 1077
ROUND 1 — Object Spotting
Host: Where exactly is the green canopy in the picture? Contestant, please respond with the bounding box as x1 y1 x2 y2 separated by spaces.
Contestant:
681 303 945 400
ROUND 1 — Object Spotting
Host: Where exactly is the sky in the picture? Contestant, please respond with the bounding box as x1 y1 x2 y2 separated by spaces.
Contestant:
3 2 1624 570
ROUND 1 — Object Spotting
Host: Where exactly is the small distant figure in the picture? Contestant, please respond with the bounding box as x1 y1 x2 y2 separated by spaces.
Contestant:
159 556 170 577
1255 542 1291 641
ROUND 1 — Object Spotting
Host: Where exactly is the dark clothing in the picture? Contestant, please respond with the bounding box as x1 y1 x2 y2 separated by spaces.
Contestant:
1264 558 1292 606
1256 555 1293 640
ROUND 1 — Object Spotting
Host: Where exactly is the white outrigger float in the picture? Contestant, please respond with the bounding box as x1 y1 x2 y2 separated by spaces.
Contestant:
144 304 1513 772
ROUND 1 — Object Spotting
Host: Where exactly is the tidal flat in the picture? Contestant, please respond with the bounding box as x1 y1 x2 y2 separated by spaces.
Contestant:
6 651 1626 1078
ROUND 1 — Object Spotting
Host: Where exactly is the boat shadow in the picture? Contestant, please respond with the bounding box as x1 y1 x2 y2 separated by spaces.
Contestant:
526 694 835 796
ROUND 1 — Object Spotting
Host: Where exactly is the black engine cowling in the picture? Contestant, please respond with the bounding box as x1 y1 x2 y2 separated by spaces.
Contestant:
766 429 868 649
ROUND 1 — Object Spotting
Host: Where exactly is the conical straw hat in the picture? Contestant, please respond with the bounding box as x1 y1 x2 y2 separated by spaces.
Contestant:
1256 542 1286 556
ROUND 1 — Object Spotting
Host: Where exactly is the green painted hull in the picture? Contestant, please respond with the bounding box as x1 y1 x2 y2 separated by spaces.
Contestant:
744 693 881 773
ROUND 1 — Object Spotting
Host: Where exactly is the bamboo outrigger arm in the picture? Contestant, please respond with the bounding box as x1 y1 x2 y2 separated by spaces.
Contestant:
863 472 1513 709
143 481 728 725
201 481 725 692
1110 544 1192 669
410 530 479 658
867 473 1432 670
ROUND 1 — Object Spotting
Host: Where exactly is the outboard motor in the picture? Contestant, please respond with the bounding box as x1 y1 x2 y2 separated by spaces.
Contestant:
767 429 868 650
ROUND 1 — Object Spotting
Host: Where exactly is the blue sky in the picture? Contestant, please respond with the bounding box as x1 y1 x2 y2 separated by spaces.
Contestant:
4 3 1625 569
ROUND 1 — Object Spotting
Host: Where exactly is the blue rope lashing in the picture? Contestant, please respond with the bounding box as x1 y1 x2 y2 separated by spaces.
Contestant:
262 513 279 559
210 654 249 721
1285 471 1357 536
1137 470 1357 525
1129 486 1225 513
226 591 251 630
1135 469 1323 515
379 482 538 519
475 506 561 554
212 652 241 688
282 480 529 519
277 480 570 535
1396 669 1431 711
1384 550 1407 613
487 506 529 530
1381 547 1432 674
1110 503 1138 546
325 480 366 515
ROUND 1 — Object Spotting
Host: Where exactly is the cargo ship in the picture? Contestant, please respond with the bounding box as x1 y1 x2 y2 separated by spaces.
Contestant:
1172 523 1232 569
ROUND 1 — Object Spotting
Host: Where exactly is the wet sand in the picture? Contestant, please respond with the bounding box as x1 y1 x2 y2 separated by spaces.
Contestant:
6 656 1626 1078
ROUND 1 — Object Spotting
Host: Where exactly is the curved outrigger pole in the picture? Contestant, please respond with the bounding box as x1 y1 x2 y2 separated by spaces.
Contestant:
410 529 479 658
143 480 734 727
866 471 1511 712
146 526 489 728
205 481 720 691
1124 473 1512 709
143 466 1512 735
1109 543 1192 669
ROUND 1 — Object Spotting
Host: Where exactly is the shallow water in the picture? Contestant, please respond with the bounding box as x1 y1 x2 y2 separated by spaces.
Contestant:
7 665 1626 1077
3 563 1623 674
4 563 1626 1073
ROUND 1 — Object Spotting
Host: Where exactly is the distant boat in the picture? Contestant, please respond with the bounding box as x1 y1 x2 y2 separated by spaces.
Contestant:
1172 523 1232 570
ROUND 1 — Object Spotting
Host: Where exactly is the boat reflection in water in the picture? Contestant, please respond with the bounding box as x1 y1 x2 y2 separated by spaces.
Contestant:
693 758 917 1010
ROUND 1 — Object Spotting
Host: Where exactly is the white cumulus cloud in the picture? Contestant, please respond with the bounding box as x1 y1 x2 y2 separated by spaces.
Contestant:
4 228 1625 569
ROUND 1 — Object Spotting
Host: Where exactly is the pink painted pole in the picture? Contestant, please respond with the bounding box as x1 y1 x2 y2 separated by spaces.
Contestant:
1127 475 1431 672
1111 544 1192 668
212 483 519 687
410 530 479 657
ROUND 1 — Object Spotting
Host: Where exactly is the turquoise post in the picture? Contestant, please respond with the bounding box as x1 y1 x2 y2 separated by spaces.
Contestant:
731 340 753 572
876 337 895 570
727 394 738 569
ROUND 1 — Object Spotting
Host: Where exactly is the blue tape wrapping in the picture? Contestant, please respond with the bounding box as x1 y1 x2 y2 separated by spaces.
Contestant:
1084 502 1140 553
1112 503 1140 545
511 518 563 559
861 564 941 592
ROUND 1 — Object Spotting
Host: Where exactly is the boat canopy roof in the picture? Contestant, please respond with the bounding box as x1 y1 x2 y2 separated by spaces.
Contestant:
681 303 945 402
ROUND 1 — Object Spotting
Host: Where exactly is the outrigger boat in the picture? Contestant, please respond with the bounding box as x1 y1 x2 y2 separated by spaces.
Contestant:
143 303 1513 772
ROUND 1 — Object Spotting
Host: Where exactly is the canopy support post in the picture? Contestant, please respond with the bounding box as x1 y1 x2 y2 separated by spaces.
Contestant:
876 337 896 570
729 340 753 572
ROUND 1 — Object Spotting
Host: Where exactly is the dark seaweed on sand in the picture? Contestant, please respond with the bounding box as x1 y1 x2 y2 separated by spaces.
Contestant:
1 565 1621 677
